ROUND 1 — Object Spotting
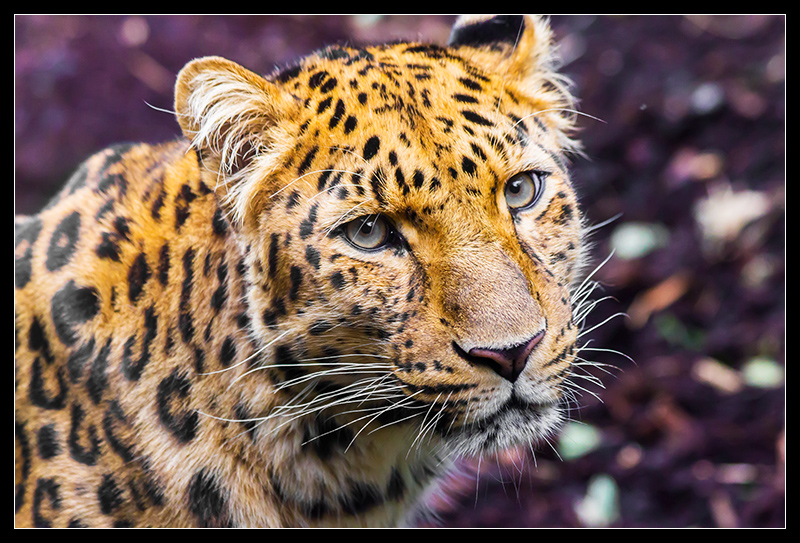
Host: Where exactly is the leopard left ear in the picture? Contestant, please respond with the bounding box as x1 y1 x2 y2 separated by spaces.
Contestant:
449 15 578 148
448 15 563 94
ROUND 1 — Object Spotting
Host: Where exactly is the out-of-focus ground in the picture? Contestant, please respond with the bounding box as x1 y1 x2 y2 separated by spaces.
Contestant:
15 15 785 527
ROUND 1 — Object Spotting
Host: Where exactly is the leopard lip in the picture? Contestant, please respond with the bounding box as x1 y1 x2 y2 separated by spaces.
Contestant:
479 393 556 426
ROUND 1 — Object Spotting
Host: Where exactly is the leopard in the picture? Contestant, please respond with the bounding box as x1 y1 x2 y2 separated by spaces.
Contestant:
15 15 592 527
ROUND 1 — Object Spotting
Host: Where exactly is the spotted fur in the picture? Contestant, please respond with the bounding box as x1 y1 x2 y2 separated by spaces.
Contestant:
15 15 588 527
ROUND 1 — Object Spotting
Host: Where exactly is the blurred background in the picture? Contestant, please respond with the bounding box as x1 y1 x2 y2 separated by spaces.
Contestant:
15 15 785 527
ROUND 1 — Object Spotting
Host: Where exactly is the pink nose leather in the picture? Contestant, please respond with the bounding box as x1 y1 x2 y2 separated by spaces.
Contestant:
466 331 544 382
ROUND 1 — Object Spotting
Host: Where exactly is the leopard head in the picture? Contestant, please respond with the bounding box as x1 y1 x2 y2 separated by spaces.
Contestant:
173 15 586 457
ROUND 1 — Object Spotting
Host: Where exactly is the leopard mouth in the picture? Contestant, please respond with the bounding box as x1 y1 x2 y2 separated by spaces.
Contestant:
445 393 564 456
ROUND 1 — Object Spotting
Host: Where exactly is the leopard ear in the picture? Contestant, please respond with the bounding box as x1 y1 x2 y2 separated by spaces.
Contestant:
449 15 567 92
174 56 296 225
448 15 553 77
449 15 578 146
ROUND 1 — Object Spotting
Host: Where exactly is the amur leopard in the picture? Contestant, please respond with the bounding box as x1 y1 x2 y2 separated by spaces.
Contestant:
15 15 592 527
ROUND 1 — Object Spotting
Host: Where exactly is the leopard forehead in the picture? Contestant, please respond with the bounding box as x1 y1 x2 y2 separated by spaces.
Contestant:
249 42 576 225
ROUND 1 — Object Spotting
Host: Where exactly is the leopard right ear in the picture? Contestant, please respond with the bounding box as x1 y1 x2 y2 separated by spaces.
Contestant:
174 56 297 226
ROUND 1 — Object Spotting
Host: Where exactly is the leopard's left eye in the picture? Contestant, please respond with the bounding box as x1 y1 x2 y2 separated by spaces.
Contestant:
343 214 394 251
504 171 546 211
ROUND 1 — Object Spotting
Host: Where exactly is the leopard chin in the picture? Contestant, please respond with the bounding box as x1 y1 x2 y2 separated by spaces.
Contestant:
443 388 565 457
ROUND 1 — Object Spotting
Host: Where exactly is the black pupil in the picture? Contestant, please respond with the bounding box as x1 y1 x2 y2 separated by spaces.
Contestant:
509 179 524 194
360 218 376 233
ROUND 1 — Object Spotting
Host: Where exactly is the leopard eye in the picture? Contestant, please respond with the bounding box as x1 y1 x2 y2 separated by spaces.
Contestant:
343 214 393 251
504 171 545 210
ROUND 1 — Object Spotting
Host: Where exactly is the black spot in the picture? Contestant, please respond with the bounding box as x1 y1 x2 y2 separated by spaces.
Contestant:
113 216 130 240
305 245 321 270
302 415 353 461
210 261 228 312
95 232 121 262
121 307 157 381
157 369 199 443
45 211 81 272
317 96 332 114
266 234 280 280
461 110 494 127
86 338 111 404
412 170 425 189
193 347 206 375
458 77 483 91
289 266 302 301
219 336 236 367
15 216 42 289
297 146 318 176
234 403 257 440
103 400 135 463
26 343 66 407
67 338 95 383
98 474 124 515
286 190 301 210
363 136 380 160
470 142 487 161
329 99 346 129
299 203 319 239
317 169 333 191
340 481 383 515
387 468 406 500
308 70 329 89
309 320 333 336
188 469 229 527
262 308 278 328
68 403 101 466
179 248 195 343
453 93 479 104
51 280 100 347
330 271 345 290
158 243 170 286
32 478 61 527
370 168 386 205
394 167 408 194
320 77 338 93
461 156 477 177
127 252 151 304
275 64 301 83
344 116 357 134
28 316 53 364
174 183 197 230
37 424 61 459
151 189 166 220
212 207 228 236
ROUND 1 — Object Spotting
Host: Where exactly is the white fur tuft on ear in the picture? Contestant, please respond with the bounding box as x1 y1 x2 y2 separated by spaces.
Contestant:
174 56 296 227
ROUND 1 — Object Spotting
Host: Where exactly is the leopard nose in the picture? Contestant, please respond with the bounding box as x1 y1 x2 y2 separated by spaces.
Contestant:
457 331 545 383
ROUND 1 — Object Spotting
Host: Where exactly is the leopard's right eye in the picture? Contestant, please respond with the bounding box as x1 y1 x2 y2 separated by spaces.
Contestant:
504 171 546 211
343 214 394 251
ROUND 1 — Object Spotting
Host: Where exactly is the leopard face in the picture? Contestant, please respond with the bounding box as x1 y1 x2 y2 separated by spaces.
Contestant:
16 15 588 527
179 15 584 458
